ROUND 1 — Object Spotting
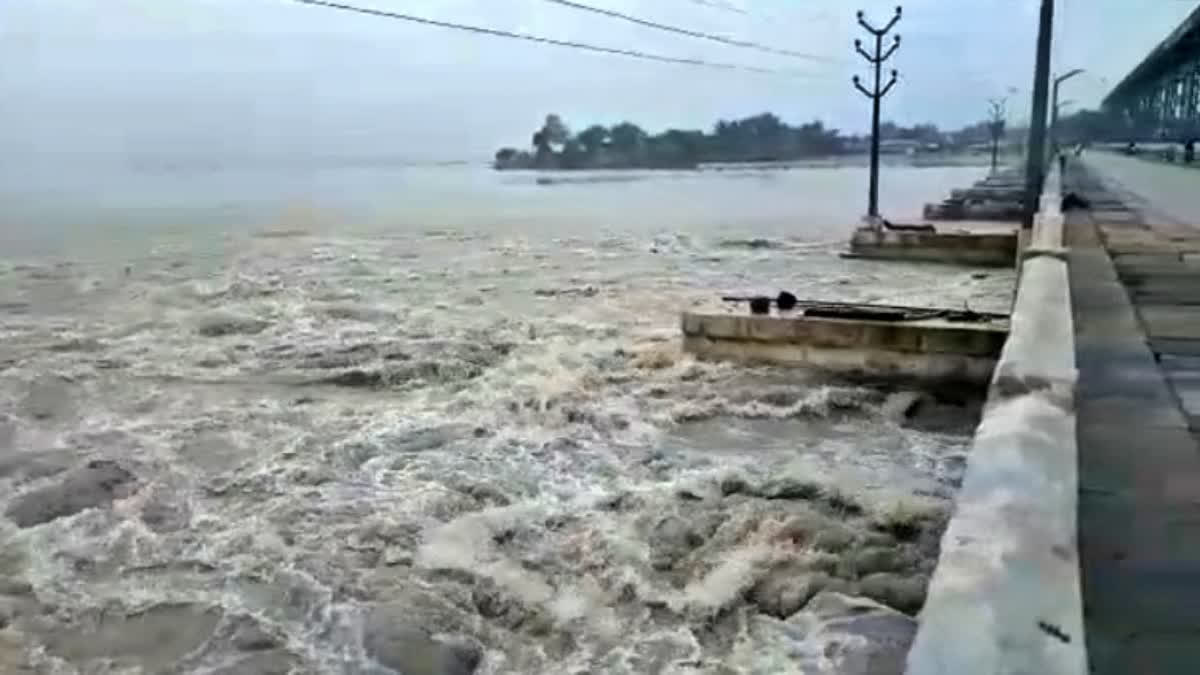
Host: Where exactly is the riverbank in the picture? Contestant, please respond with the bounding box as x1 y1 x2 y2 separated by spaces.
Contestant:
499 152 1007 174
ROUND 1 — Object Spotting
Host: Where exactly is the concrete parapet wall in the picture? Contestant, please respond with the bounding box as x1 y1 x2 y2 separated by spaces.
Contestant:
680 312 1007 386
848 229 1017 267
906 165 1087 675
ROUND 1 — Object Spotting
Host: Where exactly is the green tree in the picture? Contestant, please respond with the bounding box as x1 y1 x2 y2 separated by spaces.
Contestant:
560 139 588 169
576 125 610 155
609 122 647 153
532 114 571 166
540 114 570 148
496 110 1024 171
656 129 705 165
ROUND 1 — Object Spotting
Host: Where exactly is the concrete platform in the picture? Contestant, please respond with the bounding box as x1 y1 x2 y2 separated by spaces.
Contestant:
951 186 1026 202
1069 161 1200 675
924 170 1027 222
924 201 1024 221
681 306 1008 386
845 226 1017 267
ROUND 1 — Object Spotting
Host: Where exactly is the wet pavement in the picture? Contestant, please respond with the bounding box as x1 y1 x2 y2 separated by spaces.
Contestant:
1069 158 1200 674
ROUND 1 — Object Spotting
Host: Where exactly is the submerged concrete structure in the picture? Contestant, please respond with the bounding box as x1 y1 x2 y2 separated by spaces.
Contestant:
845 228 1017 267
681 307 1008 386
842 169 1023 266
923 170 1028 222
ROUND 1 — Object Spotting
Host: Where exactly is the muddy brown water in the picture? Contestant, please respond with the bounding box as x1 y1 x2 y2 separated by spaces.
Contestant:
0 164 1010 673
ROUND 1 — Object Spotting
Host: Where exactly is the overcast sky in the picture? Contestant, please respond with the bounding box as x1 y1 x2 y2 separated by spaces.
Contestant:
2 0 1196 163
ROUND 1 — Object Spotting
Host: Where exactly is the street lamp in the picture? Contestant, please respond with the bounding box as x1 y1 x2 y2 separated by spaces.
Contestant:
987 98 1007 175
1051 69 1085 150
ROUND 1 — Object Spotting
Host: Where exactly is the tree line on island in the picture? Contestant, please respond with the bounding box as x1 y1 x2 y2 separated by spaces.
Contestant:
493 113 1011 170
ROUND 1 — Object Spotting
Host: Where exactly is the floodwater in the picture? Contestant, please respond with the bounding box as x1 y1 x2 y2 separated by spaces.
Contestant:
0 162 1013 674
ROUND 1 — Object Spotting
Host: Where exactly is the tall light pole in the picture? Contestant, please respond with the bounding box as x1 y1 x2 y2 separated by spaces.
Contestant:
988 98 1007 175
1022 0 1054 229
1051 69 1085 152
853 6 902 224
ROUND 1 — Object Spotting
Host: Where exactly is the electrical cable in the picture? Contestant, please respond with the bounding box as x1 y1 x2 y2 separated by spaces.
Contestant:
292 0 824 76
540 0 836 62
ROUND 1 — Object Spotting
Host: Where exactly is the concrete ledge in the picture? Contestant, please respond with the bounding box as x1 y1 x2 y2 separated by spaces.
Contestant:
925 202 1025 222
848 228 1018 267
681 313 1006 356
906 165 1088 675
681 334 998 386
952 186 1027 202
680 311 1008 386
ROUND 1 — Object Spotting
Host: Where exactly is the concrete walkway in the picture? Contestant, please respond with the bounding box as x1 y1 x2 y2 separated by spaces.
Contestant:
1081 152 1200 226
1069 159 1200 674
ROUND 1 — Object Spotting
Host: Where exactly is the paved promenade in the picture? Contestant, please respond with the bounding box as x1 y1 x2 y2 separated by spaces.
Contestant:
1069 156 1200 674
1082 152 1200 225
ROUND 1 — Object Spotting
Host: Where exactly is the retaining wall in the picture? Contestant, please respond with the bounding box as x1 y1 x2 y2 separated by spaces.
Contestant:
680 312 1008 387
847 228 1018 267
905 165 1088 674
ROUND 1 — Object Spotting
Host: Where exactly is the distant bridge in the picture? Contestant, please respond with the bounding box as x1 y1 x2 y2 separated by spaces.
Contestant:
1104 5 1200 139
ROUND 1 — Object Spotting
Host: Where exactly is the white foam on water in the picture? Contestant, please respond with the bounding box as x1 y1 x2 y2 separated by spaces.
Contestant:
677 543 774 615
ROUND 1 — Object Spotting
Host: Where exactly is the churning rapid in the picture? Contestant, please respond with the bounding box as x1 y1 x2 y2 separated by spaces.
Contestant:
0 165 1012 674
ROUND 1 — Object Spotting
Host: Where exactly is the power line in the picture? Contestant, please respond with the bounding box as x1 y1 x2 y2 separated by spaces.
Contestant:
684 0 839 32
540 0 837 63
683 0 746 15
292 0 818 76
